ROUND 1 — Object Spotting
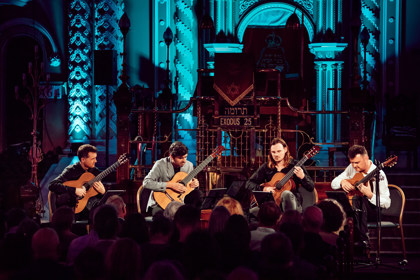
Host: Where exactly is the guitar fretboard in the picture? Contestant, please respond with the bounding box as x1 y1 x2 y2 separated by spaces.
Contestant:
276 155 309 189
355 163 384 187
181 154 215 185
86 160 122 187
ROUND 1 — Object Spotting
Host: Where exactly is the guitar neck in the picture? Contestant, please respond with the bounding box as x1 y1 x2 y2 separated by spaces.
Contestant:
355 165 382 187
181 154 214 185
277 156 308 188
87 161 121 187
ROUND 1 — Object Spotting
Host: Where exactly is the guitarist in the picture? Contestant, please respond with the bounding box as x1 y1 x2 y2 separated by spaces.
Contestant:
246 138 314 213
49 144 106 220
143 141 200 215
331 145 390 248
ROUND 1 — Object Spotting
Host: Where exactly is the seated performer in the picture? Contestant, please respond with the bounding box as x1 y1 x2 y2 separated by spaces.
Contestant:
331 145 390 247
143 141 200 215
49 144 106 220
246 138 314 212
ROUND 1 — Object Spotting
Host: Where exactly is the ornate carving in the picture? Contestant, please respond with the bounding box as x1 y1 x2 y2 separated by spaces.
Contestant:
68 0 93 140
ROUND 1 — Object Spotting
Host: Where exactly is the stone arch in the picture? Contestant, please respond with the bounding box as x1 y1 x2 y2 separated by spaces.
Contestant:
236 1 316 43
0 19 60 152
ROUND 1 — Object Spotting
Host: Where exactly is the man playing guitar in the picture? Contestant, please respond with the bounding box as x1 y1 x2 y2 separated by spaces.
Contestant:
49 144 106 220
331 145 390 248
143 141 200 215
246 138 314 213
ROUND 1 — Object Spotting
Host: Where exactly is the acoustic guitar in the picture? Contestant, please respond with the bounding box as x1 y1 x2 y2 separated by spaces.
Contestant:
346 155 398 204
262 145 320 206
153 146 225 210
64 153 129 213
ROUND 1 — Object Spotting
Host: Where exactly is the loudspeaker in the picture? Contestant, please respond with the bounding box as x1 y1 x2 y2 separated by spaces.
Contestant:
94 50 117 85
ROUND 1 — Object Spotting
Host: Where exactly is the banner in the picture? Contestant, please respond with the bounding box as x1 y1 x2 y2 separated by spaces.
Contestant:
213 53 254 106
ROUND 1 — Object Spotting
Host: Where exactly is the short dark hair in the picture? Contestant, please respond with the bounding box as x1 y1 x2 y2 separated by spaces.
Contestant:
258 201 281 227
347 145 367 159
169 141 188 157
77 144 97 160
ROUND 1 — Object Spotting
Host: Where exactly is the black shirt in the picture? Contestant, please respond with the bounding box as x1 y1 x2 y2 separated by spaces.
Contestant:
49 162 101 209
245 159 314 198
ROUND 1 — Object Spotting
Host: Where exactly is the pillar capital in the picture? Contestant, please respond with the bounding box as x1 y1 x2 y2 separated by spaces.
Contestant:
309 42 348 60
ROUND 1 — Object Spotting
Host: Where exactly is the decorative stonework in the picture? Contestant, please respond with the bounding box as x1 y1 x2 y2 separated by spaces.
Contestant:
309 43 348 59
93 0 124 140
68 0 93 141
175 0 196 140
239 0 314 17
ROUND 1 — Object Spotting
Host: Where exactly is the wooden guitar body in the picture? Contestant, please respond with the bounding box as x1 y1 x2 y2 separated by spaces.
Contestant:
62 153 129 214
152 145 225 210
262 172 296 206
64 172 99 213
343 155 398 206
153 171 195 209
346 172 365 204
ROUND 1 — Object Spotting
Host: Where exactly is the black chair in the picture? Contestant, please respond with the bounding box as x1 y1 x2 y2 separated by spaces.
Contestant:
367 184 407 264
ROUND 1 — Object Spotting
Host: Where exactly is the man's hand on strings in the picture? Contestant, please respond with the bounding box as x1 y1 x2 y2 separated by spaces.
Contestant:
340 179 355 193
190 178 199 188
168 182 187 193
75 186 86 197
358 182 373 199
293 166 305 179
93 181 106 194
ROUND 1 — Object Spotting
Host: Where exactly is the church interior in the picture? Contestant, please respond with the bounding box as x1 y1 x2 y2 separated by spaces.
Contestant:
0 0 419 278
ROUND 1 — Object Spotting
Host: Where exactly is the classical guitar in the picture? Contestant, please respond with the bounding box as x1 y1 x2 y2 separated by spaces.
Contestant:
346 155 398 204
63 153 129 213
262 145 320 206
153 146 225 209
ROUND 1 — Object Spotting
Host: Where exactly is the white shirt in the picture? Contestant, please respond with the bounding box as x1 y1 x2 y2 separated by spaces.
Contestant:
331 161 390 209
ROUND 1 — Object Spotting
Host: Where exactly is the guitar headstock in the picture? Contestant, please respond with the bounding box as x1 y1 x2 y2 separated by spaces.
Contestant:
211 146 225 157
118 153 129 165
304 145 321 159
381 155 398 169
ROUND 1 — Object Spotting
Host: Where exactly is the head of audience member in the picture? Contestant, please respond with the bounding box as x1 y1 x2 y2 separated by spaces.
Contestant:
302 206 323 233
163 201 184 221
31 227 60 261
93 204 119 240
208 205 230 236
258 201 281 228
259 232 294 277
174 204 201 242
278 209 302 226
215 196 244 216
317 198 346 234
105 194 127 219
74 247 105 280
51 206 74 233
143 260 185 280
227 266 258 280
278 222 305 256
120 212 149 245
224 214 251 249
105 238 142 280
184 230 221 279
16 217 40 241
149 212 174 244
5 207 26 234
